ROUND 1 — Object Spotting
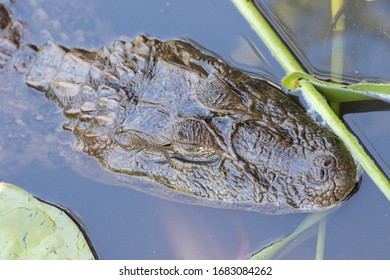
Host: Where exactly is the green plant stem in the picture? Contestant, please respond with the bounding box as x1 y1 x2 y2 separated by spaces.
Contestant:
250 211 332 259
331 0 345 78
232 0 390 199
330 0 345 116
316 218 327 259
232 1 304 73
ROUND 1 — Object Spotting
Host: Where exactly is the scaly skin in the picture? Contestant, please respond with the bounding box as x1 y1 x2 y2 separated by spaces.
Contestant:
22 36 357 214
1 3 358 213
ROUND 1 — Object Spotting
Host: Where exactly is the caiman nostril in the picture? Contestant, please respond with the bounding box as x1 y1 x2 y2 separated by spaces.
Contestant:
323 158 333 167
318 168 327 182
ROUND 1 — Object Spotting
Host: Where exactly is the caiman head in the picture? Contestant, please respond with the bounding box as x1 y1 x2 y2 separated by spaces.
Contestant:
21 35 359 214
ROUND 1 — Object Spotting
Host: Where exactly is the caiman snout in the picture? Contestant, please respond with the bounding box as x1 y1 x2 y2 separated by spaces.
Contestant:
299 138 358 210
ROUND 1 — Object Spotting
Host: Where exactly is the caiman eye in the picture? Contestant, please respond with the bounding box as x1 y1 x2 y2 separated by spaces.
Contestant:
231 120 291 162
171 118 222 156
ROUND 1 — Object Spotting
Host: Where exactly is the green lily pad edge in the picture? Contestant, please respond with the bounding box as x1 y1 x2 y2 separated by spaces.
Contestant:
0 182 96 260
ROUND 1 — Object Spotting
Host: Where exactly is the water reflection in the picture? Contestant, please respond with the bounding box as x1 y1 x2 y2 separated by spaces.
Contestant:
257 0 390 81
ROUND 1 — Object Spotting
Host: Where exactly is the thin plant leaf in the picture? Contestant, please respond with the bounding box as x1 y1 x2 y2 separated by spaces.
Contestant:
330 0 345 79
232 0 390 200
0 182 95 260
315 219 327 260
250 211 331 260
329 0 346 116
283 71 390 103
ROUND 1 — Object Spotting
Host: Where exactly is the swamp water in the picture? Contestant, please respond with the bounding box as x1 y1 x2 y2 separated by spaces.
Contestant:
1 0 389 259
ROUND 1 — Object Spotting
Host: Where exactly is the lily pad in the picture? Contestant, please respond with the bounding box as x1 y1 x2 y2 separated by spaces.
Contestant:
0 182 95 259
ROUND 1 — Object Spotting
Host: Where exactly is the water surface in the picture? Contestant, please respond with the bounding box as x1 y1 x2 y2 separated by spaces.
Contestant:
1 0 389 259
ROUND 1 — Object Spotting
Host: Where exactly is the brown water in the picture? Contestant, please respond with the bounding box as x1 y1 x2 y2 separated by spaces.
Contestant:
1 0 389 259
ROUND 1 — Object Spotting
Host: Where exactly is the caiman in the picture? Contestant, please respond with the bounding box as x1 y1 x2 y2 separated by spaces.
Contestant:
0 3 358 214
